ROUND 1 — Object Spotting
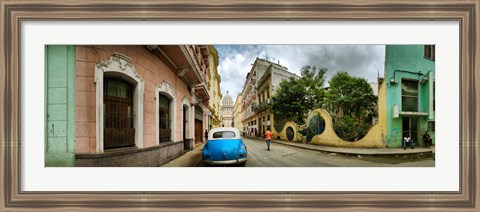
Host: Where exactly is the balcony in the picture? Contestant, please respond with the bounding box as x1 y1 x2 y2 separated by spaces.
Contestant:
251 102 258 111
244 84 253 95
194 82 210 102
147 45 207 87
242 109 257 122
253 101 270 112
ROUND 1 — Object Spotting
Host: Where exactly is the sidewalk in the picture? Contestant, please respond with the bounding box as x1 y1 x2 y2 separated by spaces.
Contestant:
161 143 204 167
248 136 435 156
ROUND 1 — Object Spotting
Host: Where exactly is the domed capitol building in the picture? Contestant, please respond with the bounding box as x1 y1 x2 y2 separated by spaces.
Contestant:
220 91 234 127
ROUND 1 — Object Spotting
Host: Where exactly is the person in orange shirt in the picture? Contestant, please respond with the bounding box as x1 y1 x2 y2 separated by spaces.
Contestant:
264 127 273 151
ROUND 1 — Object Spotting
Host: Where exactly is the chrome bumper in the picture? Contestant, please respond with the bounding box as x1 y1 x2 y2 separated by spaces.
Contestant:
204 158 247 165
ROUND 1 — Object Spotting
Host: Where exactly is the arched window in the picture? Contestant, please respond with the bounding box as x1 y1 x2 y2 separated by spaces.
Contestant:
158 94 172 142
103 77 135 149
95 53 144 153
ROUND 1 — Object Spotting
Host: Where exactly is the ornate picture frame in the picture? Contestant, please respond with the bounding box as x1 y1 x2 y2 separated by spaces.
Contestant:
1 1 478 211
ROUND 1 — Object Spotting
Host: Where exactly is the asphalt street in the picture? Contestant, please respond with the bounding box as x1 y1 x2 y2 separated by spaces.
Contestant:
196 137 434 167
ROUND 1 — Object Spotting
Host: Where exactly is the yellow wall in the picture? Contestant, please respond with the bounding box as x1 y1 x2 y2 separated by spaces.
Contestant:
378 79 387 145
274 80 388 148
307 109 385 148
274 121 300 142
271 114 299 142
233 94 243 133
207 46 222 128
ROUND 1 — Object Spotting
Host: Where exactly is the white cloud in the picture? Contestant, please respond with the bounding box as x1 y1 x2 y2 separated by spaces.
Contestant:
215 45 385 100
261 45 385 83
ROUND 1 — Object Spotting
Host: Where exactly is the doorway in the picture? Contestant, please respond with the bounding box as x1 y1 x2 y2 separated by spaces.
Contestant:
194 106 204 144
402 116 418 144
183 105 188 143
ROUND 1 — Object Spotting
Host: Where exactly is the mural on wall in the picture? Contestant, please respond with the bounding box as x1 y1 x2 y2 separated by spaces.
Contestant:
297 124 306 142
286 126 295 142
306 113 325 143
274 117 287 136
275 108 385 148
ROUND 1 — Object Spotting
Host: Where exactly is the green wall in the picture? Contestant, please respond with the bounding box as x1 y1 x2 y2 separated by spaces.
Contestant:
45 45 76 166
385 45 435 147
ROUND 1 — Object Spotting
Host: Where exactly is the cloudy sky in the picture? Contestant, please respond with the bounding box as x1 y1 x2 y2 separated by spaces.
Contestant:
215 45 386 100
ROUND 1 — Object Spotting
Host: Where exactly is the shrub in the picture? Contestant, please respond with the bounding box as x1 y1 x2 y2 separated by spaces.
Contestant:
333 115 370 141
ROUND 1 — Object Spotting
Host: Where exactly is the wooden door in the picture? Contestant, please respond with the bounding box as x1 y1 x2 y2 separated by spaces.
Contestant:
195 120 203 143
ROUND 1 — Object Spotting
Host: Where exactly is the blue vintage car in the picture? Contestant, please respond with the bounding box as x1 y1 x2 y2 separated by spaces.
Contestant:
202 127 247 166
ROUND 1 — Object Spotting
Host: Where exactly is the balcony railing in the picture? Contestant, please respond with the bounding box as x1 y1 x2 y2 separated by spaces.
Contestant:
402 96 418 112
250 102 257 111
253 101 270 112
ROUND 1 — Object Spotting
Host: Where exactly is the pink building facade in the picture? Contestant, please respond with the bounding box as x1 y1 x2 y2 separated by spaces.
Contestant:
74 45 211 166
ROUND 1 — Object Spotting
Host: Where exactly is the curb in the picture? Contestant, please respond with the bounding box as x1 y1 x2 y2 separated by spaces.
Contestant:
248 137 434 156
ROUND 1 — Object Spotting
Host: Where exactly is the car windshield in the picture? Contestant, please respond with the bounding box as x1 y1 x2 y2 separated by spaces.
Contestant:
212 131 236 139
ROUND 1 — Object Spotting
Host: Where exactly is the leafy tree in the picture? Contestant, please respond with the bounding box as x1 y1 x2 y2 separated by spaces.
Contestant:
326 72 376 119
300 66 327 109
325 72 377 141
271 66 327 124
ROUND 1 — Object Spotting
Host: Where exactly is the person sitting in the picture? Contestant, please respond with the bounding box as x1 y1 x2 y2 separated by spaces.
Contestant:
403 134 415 150
423 131 433 148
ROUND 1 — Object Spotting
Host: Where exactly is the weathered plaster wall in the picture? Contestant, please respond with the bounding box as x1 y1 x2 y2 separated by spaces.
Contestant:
75 142 183 167
385 45 435 147
75 45 193 153
45 45 76 166
378 78 387 145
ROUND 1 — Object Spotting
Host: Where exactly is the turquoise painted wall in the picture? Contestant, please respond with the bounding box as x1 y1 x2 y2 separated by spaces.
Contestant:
385 45 435 147
45 45 76 166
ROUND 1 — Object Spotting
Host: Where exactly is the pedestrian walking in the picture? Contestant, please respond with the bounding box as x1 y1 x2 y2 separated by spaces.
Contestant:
265 127 273 151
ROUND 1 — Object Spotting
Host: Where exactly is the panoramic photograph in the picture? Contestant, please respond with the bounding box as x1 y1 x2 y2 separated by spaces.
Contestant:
44 44 435 167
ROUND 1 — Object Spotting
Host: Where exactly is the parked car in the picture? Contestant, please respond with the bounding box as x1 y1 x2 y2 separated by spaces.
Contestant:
202 127 247 166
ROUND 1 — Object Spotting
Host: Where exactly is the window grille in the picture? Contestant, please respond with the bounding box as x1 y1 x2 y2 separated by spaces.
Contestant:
401 79 419 112
103 77 135 149
428 121 435 132
158 94 171 143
